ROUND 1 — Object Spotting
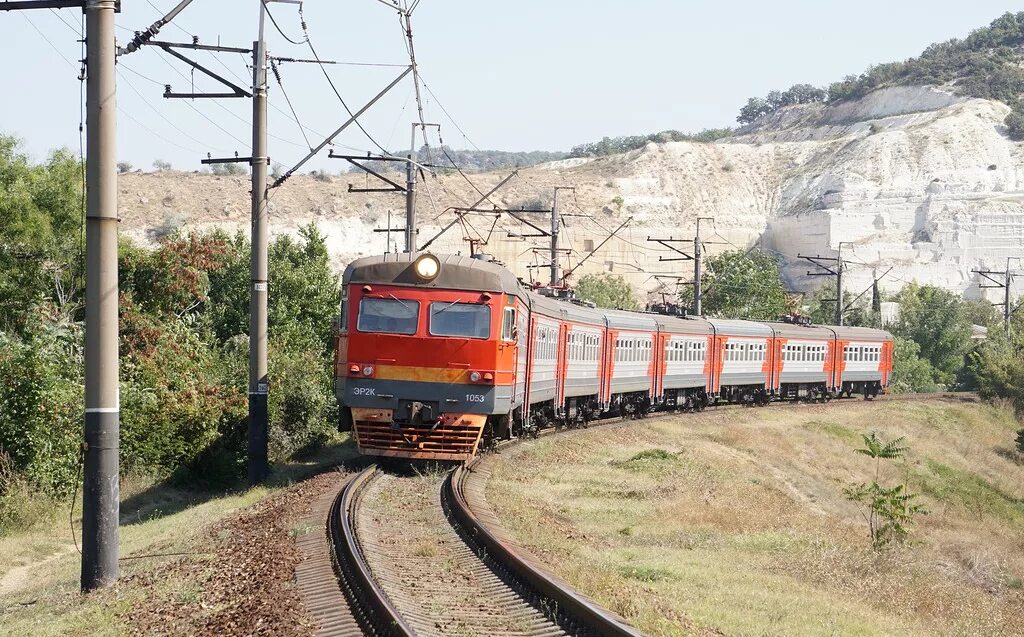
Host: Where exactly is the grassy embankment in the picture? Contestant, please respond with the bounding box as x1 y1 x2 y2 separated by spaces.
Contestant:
487 399 1024 637
0 437 356 637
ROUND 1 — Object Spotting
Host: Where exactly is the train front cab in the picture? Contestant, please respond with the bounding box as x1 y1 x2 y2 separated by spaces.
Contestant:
335 253 523 461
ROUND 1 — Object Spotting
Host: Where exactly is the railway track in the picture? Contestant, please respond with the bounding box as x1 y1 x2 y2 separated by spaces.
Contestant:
302 392 975 636
317 463 642 637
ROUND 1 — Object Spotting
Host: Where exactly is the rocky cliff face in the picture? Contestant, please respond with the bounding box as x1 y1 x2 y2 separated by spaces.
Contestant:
117 86 1024 305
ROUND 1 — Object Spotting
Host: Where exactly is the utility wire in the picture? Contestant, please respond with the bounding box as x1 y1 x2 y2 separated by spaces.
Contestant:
296 3 392 154
23 12 78 69
119 106 204 153
421 77 481 151
117 66 228 152
47 7 80 35
270 59 313 150
262 0 306 45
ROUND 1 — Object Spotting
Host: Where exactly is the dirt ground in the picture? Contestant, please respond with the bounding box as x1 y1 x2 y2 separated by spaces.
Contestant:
0 439 356 637
122 470 348 637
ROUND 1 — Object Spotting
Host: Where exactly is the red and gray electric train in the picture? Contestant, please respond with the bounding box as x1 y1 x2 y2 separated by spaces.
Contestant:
334 253 894 461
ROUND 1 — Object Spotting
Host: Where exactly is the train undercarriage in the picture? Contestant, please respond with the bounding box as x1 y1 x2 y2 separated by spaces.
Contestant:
345 379 885 460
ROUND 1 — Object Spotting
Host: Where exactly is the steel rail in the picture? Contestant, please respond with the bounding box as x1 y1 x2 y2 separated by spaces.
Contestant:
328 466 416 637
444 461 646 637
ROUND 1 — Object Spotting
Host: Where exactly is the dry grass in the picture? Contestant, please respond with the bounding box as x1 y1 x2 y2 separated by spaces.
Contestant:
487 399 1024 637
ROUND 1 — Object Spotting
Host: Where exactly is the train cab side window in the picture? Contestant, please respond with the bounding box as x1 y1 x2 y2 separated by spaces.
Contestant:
502 307 516 341
339 289 349 335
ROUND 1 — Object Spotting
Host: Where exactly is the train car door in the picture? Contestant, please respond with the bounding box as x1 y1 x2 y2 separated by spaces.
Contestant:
556 319 569 414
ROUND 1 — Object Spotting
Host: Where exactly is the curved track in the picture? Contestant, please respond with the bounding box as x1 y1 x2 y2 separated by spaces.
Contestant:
323 462 644 637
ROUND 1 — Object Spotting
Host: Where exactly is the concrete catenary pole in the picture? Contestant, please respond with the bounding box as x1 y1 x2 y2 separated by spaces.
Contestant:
248 1 270 485
1005 258 1012 335
81 0 120 592
405 123 417 252
550 188 561 286
693 218 712 316
835 242 847 326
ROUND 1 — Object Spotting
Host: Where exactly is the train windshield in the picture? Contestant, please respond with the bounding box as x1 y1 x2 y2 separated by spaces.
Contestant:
357 298 419 335
429 302 491 339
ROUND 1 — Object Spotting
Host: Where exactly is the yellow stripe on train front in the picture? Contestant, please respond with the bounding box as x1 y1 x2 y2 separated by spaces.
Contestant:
374 365 473 383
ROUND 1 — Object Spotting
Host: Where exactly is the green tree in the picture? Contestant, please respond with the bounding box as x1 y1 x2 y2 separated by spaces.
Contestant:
0 135 83 332
737 97 771 124
806 279 873 326
575 274 640 310
966 328 1024 414
568 128 733 158
682 249 787 320
963 298 1002 329
893 283 973 385
889 337 940 393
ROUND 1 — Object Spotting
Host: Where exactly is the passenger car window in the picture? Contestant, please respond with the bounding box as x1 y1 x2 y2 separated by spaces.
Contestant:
357 298 419 335
430 302 491 339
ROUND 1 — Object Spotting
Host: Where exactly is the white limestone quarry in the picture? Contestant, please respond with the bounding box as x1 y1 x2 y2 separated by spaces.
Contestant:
118 85 1024 306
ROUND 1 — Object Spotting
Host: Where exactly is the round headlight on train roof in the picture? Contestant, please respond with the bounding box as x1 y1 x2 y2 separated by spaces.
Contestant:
413 253 441 282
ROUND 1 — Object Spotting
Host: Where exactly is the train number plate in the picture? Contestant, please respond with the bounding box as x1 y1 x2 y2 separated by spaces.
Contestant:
352 387 376 396
465 394 486 403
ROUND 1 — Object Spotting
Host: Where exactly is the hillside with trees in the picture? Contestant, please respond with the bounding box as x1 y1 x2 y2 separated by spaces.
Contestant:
737 12 1024 138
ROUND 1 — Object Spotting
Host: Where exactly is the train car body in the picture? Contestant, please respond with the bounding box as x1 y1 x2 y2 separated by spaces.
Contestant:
334 253 894 461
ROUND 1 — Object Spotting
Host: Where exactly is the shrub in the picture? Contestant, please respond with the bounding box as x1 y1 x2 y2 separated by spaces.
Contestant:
310 169 332 183
153 159 172 171
844 432 928 548
211 162 246 176
569 128 733 158
626 449 677 463
268 343 334 460
0 451 55 536
1005 108 1024 140
117 161 133 173
118 307 247 484
0 308 83 495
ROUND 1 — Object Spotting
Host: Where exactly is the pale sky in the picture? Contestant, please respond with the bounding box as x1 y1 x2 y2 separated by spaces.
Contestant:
0 1 1015 172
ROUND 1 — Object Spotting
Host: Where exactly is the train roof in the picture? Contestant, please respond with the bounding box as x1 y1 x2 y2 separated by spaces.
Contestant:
829 325 894 341
705 318 774 337
527 290 607 325
343 252 525 297
654 314 715 335
765 321 839 339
